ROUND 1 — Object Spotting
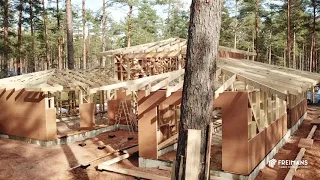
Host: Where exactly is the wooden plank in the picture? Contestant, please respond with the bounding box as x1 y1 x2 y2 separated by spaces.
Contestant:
98 153 130 168
284 148 306 180
205 123 213 180
158 133 178 149
99 166 170 180
159 166 172 171
307 125 318 139
214 74 236 99
185 129 201 180
171 161 176 179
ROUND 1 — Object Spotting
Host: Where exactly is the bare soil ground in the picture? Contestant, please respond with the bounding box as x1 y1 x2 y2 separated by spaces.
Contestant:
0 130 170 180
256 105 320 180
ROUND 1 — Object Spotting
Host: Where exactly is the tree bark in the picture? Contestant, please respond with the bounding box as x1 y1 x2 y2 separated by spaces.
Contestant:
29 0 35 72
268 31 272 64
255 0 259 61
234 0 238 49
17 0 23 75
66 0 74 69
311 0 316 72
3 0 9 76
287 0 291 68
43 0 50 70
174 0 223 179
293 28 296 69
57 0 62 70
102 0 107 67
127 5 133 47
82 0 86 69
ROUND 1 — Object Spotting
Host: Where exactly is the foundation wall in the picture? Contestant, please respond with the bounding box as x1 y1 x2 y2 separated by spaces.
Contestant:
0 89 56 140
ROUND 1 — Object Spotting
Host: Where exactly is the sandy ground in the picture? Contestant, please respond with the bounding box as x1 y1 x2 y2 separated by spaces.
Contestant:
0 130 170 180
256 106 320 180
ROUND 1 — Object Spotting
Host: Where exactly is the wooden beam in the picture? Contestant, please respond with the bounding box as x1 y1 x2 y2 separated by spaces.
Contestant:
98 166 170 180
158 133 178 149
185 129 201 180
214 74 236 99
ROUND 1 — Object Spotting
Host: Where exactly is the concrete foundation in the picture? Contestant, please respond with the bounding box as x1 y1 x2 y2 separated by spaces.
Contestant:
139 112 307 180
0 124 130 147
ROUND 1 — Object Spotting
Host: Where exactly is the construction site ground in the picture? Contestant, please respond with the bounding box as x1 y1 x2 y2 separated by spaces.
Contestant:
256 105 320 180
0 130 170 180
1 107 320 180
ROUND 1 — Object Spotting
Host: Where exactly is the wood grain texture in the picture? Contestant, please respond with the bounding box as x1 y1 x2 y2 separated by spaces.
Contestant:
185 129 201 180
138 107 158 159
0 89 50 140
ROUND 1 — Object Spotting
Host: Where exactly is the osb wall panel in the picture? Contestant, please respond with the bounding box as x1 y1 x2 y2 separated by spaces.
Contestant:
248 130 266 171
107 100 131 125
138 107 158 159
116 91 131 100
221 92 250 175
265 116 283 154
290 99 307 128
80 103 95 128
0 89 50 140
45 108 57 140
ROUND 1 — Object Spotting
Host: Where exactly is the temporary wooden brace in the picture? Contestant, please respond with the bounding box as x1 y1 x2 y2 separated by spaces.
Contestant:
205 123 213 180
98 166 170 180
284 125 318 180
185 129 201 180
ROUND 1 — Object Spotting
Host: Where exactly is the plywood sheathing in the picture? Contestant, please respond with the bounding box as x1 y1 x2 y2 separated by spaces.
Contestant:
107 100 131 125
79 103 95 129
139 107 158 159
219 91 288 175
0 89 56 140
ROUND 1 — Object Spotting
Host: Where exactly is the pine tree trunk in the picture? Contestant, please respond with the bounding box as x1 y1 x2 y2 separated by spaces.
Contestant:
127 5 133 47
102 0 107 67
174 0 223 179
234 0 238 49
82 0 86 69
293 28 296 69
57 0 62 70
17 0 23 75
255 0 259 60
3 0 9 76
268 31 272 64
284 48 286 67
66 0 74 69
311 0 316 72
29 0 35 72
287 0 291 68
302 44 305 71
43 0 50 70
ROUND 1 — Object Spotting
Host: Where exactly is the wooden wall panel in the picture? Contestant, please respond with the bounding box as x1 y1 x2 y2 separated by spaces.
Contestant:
221 92 250 175
265 117 282 154
249 130 266 171
0 89 49 140
138 107 158 159
138 90 166 118
107 100 131 125
45 108 57 140
290 99 307 128
80 103 95 128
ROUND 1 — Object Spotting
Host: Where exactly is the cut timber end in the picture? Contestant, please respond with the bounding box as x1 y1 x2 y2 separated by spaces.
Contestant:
298 138 314 149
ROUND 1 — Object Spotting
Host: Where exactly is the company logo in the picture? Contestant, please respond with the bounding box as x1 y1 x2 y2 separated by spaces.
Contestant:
268 158 308 169
268 159 277 168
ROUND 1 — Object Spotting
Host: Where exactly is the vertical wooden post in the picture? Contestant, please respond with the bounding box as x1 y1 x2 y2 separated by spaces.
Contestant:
126 58 131 80
114 56 118 80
